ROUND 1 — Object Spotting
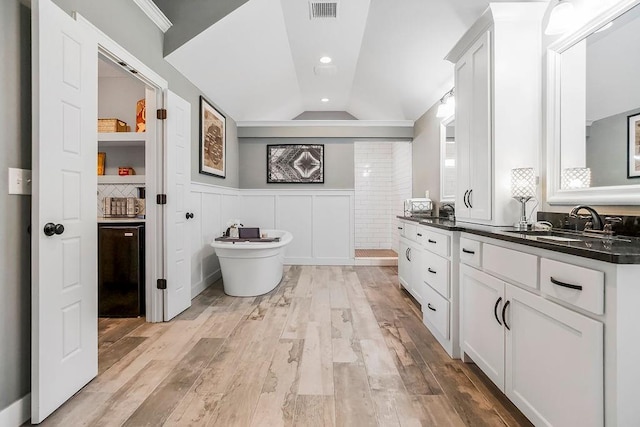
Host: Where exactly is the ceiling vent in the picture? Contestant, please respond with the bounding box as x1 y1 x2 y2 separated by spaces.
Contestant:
309 1 338 19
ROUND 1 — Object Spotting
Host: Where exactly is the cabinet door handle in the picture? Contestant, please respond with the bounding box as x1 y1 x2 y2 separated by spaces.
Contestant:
406 248 411 262
398 227 403 230
428 239 437 244
427 268 437 274
417 233 422 237
468 189 473 208
405 248 410 261
502 300 511 330
550 277 583 291
463 190 469 208
494 297 503 326
462 248 475 255
427 303 437 312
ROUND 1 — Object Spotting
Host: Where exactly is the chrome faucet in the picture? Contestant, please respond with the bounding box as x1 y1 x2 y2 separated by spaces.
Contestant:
440 203 455 221
569 205 603 231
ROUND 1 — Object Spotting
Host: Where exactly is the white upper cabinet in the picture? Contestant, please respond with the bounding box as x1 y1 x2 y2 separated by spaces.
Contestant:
446 3 546 226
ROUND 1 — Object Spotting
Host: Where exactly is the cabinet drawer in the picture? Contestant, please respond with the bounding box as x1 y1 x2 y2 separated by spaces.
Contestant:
422 284 450 339
460 237 481 267
422 251 450 298
483 244 538 290
420 228 450 257
540 258 604 315
400 222 418 241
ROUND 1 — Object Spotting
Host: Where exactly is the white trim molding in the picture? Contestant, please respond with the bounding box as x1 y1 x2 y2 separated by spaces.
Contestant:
132 0 173 33
0 394 31 427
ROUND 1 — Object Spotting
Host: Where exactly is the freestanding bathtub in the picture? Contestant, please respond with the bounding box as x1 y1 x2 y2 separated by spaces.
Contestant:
210 229 293 297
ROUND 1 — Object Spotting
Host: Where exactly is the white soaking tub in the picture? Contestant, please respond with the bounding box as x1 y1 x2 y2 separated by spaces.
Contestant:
210 229 293 297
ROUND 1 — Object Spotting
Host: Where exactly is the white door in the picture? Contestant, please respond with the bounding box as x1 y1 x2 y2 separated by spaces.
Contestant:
505 284 603 427
164 90 192 320
460 264 505 389
31 0 98 422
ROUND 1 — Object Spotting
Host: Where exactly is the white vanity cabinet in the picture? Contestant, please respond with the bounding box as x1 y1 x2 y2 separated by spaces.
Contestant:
458 233 640 426
446 3 546 226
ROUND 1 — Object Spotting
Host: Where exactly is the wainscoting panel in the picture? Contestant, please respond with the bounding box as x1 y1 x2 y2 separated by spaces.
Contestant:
277 195 314 260
189 183 239 298
313 195 353 264
189 185 355 299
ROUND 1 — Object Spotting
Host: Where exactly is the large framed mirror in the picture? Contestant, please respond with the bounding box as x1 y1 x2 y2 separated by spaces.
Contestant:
546 0 640 205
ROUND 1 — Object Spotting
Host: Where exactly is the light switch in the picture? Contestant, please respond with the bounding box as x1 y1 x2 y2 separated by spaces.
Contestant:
8 168 32 195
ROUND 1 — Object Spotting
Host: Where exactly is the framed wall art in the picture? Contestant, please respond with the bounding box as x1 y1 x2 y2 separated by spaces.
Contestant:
199 96 226 178
628 112 640 178
267 144 324 184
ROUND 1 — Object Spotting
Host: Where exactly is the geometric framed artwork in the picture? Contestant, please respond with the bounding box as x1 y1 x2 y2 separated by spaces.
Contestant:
199 96 226 178
267 144 324 183
628 112 640 178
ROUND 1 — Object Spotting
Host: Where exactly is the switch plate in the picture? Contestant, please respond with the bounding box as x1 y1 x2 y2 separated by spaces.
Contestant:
8 168 32 195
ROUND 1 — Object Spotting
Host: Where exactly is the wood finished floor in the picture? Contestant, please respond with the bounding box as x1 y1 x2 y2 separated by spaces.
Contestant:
37 266 531 427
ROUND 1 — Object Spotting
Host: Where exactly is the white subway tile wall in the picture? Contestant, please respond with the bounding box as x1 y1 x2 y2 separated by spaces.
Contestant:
97 184 139 216
354 142 412 251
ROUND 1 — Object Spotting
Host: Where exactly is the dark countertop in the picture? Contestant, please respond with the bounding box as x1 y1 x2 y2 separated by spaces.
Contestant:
398 216 640 264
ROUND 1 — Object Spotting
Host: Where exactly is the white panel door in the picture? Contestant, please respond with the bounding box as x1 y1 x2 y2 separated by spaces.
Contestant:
460 264 505 390
164 90 192 320
31 0 98 422
505 284 603 427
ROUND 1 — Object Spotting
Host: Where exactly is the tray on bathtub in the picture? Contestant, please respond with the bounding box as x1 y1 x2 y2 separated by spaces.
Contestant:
214 237 281 243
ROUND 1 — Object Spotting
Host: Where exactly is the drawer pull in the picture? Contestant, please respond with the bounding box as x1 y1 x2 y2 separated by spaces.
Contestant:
427 268 437 274
502 300 511 330
398 227 403 230
494 297 503 326
462 248 475 254
550 277 583 291
417 233 423 237
427 303 437 312
428 239 437 244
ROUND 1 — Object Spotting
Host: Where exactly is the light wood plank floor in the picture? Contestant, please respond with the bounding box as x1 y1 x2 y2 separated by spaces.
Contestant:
35 266 531 427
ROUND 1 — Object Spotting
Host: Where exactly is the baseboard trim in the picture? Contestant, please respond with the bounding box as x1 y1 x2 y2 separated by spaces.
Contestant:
191 269 222 298
0 393 30 427
285 257 355 266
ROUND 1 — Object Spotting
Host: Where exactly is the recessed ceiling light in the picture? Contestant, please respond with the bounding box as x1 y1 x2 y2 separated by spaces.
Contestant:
321 98 329 102
320 56 332 64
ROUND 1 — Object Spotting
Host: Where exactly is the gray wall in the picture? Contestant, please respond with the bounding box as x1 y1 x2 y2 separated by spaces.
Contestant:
412 102 442 203
587 108 640 187
239 138 355 189
52 0 240 189
0 0 32 411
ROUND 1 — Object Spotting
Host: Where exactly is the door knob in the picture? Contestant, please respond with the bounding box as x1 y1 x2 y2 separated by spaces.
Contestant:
44 223 64 236
186 212 194 219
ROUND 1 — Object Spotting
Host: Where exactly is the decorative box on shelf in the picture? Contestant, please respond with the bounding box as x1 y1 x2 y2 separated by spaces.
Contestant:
98 118 129 133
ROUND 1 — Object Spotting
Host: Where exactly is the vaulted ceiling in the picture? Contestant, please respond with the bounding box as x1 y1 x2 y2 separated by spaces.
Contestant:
156 0 540 122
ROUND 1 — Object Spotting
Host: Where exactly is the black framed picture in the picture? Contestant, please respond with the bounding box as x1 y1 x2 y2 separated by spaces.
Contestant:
267 144 324 183
628 112 640 178
199 96 226 178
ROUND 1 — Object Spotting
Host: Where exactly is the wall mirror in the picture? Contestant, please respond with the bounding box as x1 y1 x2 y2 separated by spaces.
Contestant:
440 117 456 202
547 0 640 205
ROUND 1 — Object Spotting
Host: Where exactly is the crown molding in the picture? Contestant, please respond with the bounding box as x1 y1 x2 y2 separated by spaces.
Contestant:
132 0 172 33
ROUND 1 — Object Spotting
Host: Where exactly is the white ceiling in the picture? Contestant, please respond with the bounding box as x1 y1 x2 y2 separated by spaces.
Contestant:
164 0 542 121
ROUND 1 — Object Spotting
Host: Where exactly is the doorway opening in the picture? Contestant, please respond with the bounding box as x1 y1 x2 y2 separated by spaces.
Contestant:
354 141 412 266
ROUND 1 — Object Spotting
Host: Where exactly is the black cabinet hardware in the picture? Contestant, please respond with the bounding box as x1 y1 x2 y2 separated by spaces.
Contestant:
428 239 437 244
502 300 511 330
185 212 194 219
428 268 437 274
494 297 503 325
417 233 422 237
398 227 403 230
427 303 437 312
462 248 475 254
468 189 473 208
550 277 582 291
463 190 469 208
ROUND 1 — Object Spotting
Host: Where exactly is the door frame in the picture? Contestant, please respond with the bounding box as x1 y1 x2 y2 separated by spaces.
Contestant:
75 12 168 322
